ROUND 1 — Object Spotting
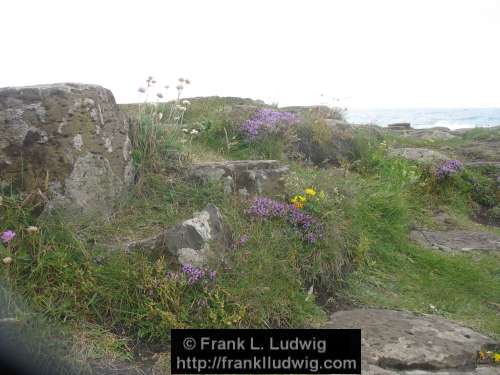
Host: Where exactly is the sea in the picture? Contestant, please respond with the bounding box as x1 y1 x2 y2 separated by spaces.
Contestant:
345 108 500 130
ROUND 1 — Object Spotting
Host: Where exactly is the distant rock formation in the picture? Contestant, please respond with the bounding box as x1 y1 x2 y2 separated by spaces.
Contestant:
0 83 133 218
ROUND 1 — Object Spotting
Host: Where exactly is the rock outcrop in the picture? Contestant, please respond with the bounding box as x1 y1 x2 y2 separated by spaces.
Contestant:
410 230 500 251
327 309 499 374
126 204 232 267
0 83 133 217
388 148 450 165
387 123 412 131
189 160 288 196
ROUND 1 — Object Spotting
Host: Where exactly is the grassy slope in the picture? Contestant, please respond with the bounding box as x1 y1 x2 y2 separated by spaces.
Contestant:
1 100 499 372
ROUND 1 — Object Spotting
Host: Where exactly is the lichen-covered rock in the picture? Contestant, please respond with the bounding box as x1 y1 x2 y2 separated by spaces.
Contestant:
388 147 450 165
126 204 232 267
189 160 289 196
0 83 133 217
327 309 497 374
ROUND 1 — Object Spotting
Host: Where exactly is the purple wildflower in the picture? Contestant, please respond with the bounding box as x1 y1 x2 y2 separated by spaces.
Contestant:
247 197 324 244
138 87 146 94
436 160 463 179
240 108 298 139
180 264 217 284
1 230 16 244
181 263 206 284
233 234 249 250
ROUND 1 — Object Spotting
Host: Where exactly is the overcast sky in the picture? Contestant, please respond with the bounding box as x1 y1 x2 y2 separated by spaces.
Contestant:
1 0 499 108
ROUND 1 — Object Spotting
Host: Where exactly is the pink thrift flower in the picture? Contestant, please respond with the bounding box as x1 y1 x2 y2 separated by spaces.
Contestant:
1 230 16 244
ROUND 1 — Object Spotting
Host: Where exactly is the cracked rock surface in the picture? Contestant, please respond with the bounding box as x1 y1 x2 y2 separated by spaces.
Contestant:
327 309 499 374
410 230 500 251
189 160 289 196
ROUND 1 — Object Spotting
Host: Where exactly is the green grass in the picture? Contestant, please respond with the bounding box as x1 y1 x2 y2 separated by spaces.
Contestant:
343 246 500 338
1 101 500 372
336 139 500 338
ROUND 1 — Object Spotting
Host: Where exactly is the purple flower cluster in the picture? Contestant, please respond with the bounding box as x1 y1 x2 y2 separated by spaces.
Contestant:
436 160 464 179
240 108 298 139
247 197 323 243
180 264 217 285
1 230 15 244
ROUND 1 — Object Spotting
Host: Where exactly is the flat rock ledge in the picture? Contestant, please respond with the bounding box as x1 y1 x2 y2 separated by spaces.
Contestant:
189 160 289 196
125 204 232 267
388 148 450 165
410 230 500 251
327 309 499 375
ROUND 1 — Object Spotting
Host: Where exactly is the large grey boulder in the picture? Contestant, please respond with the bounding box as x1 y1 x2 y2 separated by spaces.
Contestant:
189 160 288 196
388 148 450 165
127 204 232 267
0 83 133 218
410 230 500 251
327 309 498 374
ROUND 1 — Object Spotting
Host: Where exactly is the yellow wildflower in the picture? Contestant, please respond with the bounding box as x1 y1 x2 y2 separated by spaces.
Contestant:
495 353 500 362
293 201 304 209
291 195 306 204
304 188 317 197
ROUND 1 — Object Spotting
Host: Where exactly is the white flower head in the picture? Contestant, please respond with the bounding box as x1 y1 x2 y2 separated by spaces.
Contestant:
182 128 189 133
182 100 191 106
26 226 39 234
190 129 199 135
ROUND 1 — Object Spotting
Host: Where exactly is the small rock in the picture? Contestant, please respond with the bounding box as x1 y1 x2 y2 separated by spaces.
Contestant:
127 204 232 267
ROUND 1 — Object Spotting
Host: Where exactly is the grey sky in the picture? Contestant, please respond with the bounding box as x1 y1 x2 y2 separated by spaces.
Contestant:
1 0 499 108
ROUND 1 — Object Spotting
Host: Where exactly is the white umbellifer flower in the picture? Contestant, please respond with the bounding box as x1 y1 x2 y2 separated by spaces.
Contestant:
182 100 191 105
26 226 39 234
158 113 163 120
190 129 199 135
182 128 189 133
175 105 187 111
2 257 13 265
